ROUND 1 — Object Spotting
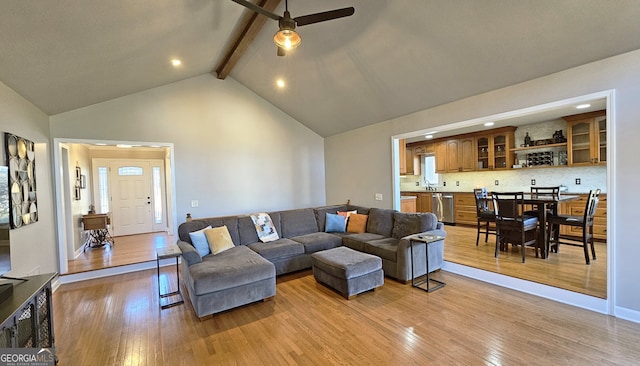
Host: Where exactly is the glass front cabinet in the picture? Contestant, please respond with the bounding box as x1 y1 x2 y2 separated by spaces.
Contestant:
564 110 606 166
475 128 515 170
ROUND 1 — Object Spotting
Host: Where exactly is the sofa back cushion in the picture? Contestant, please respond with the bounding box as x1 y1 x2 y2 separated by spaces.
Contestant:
347 205 371 215
314 205 349 232
280 208 319 238
366 208 396 237
238 216 260 245
178 216 241 246
391 212 439 239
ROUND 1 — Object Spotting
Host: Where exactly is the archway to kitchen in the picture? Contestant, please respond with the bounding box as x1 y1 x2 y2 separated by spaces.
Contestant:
391 91 613 314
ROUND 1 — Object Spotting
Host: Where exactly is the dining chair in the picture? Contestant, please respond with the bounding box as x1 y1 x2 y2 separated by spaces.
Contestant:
473 188 496 246
492 192 539 263
524 186 560 216
545 189 601 264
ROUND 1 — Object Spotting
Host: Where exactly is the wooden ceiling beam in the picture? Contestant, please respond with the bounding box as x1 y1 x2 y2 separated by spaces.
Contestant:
214 0 281 80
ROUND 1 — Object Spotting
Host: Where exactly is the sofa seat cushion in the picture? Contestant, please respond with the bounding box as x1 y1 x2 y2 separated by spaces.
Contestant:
189 246 275 296
363 238 399 261
247 238 305 260
291 232 343 253
342 233 386 251
311 247 382 279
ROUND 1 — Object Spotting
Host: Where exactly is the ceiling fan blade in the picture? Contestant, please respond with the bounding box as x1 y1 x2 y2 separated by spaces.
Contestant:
231 0 281 21
294 7 355 27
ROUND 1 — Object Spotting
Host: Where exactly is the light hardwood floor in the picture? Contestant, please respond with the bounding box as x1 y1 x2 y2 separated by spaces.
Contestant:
65 232 174 274
53 268 639 365
443 224 607 298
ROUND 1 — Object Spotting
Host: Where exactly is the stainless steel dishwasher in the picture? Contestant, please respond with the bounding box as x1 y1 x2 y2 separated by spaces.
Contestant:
432 193 455 224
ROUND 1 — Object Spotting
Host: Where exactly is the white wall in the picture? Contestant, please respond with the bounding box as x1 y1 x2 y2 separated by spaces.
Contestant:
325 49 640 317
0 82 58 277
68 144 91 252
49 74 327 221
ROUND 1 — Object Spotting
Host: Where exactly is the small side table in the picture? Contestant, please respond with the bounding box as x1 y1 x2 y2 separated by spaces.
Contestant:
409 234 446 293
156 245 184 309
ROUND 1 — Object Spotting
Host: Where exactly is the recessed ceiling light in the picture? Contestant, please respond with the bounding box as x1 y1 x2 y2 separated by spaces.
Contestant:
276 79 285 88
484 122 495 127
94 143 107 146
171 59 182 67
576 103 591 109
116 144 132 148
425 135 433 139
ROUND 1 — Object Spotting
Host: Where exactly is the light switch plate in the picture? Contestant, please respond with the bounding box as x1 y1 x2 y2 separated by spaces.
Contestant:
531 179 536 185
191 200 199 207
495 180 499 186
375 193 383 201
575 178 581 185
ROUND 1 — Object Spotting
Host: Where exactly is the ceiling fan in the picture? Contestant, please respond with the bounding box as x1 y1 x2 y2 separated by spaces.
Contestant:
231 0 355 56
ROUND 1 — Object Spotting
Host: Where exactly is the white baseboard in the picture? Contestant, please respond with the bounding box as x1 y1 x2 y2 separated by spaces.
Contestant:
57 259 179 285
613 305 640 323
442 261 610 315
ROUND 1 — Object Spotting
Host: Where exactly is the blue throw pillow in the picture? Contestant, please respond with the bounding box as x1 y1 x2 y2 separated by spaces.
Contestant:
325 213 346 233
189 226 212 256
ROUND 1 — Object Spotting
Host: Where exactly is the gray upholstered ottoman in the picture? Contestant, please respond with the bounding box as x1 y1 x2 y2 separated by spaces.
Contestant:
311 247 384 299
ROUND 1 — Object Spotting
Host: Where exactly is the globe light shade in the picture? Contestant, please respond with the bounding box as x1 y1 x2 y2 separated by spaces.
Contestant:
273 29 301 50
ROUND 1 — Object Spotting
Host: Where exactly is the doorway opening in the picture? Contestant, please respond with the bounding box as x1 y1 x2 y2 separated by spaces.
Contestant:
391 90 614 315
53 139 177 276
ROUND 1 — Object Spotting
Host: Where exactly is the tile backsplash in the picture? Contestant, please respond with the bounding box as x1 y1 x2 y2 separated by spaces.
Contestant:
401 165 606 193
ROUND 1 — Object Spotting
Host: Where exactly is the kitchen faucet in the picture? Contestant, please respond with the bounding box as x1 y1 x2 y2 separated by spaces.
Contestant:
424 178 435 191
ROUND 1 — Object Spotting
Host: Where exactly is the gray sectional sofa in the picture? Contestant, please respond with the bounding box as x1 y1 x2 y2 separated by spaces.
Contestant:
177 204 446 318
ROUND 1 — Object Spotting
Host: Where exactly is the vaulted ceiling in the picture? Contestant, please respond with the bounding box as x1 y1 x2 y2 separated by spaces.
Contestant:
2 1 640 137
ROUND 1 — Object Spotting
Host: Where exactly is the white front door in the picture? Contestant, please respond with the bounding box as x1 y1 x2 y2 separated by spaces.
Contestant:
110 161 153 236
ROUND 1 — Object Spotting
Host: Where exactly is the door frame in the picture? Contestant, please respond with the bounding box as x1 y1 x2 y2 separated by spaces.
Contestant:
52 138 177 274
92 158 168 235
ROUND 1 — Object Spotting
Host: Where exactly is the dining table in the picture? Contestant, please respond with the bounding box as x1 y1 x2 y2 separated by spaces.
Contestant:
522 193 579 259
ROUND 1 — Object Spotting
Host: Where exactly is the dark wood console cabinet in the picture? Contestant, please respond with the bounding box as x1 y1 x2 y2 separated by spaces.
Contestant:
0 273 56 349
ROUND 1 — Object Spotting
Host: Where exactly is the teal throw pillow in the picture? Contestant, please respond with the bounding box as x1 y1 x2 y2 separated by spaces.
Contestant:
325 213 346 233
189 225 212 256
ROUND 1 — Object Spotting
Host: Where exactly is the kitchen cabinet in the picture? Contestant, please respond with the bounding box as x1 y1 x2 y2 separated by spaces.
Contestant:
417 192 433 213
413 143 434 155
436 137 475 173
476 128 516 170
400 140 422 176
400 192 433 213
400 196 417 212
558 193 607 241
399 138 407 175
405 146 421 176
459 137 476 171
434 141 447 173
564 110 606 166
454 192 477 225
